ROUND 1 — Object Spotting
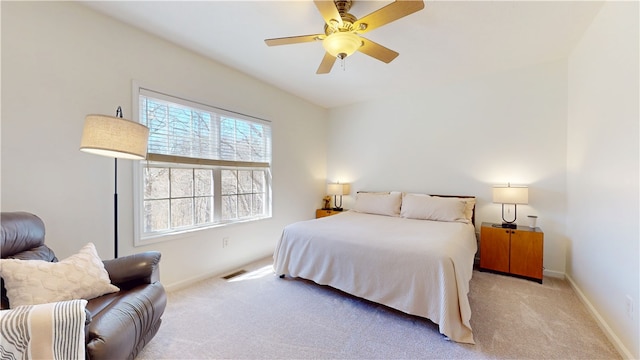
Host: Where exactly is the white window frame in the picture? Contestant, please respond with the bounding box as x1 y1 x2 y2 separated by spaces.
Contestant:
132 83 272 245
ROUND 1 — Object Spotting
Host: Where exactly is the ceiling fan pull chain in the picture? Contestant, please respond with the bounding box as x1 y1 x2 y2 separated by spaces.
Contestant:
341 57 346 71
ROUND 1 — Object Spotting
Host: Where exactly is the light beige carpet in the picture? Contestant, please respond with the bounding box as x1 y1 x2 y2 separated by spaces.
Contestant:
137 257 620 359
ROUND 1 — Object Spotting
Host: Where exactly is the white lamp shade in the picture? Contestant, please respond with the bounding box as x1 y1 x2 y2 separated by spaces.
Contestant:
327 183 350 196
80 114 149 160
322 32 362 58
493 185 528 205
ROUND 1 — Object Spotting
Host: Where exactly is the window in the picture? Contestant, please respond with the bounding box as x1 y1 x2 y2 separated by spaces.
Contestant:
134 87 271 243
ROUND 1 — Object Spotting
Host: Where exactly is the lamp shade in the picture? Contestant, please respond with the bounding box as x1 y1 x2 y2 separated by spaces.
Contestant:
493 185 528 205
80 114 149 160
322 32 362 58
327 183 350 196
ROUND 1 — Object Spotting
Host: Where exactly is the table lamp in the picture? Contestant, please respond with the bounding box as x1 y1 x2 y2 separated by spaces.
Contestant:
327 183 350 211
493 183 528 229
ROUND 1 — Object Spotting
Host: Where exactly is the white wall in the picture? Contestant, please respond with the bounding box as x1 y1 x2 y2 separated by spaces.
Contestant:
2 1 637 356
328 60 569 276
567 2 639 358
1 2 328 288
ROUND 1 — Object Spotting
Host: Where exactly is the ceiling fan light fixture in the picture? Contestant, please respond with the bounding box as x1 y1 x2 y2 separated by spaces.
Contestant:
322 32 362 59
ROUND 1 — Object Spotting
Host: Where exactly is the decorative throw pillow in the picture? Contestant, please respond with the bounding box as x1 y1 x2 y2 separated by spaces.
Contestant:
401 193 468 223
353 192 402 217
0 243 119 307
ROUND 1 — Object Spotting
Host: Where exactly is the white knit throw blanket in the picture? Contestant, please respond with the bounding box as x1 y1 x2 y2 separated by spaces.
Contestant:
0 299 87 360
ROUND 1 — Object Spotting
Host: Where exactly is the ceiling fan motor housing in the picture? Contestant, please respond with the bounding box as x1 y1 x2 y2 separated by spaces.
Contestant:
324 12 358 35
335 0 353 14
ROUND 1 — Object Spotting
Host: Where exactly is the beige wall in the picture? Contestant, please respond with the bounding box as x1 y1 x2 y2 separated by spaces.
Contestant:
567 2 639 358
2 1 638 357
1 1 328 288
327 60 569 277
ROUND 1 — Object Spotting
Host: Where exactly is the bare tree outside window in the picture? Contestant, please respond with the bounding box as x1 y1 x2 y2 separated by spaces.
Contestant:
136 90 271 241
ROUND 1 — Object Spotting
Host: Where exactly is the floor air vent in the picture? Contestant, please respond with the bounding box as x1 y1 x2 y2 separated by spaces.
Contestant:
222 269 247 280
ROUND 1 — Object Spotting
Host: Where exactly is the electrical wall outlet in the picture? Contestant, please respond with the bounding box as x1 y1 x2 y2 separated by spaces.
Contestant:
625 295 634 319
222 237 229 248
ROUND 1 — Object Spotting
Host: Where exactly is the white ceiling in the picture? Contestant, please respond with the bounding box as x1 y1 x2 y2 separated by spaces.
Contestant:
81 1 603 109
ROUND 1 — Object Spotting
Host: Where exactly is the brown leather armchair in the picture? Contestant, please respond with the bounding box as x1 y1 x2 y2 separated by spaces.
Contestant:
1 212 167 360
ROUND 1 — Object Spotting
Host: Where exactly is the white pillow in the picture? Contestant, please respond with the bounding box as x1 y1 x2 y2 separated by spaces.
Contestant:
462 197 476 223
0 243 119 307
434 196 476 223
401 193 468 223
353 192 402 217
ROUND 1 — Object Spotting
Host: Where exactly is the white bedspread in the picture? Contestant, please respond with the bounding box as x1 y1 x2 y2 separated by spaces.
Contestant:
273 211 477 344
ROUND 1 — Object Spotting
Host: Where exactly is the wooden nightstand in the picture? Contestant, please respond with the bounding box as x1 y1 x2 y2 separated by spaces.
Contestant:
316 209 343 218
479 222 544 283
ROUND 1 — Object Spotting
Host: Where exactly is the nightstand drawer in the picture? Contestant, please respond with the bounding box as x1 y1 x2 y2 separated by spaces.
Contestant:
316 209 343 218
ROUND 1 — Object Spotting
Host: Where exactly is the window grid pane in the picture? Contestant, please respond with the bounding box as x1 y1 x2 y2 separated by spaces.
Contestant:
195 196 213 224
143 166 216 234
221 169 237 196
195 169 213 196
222 195 237 220
141 165 269 234
217 169 268 221
171 198 194 228
144 199 169 232
144 167 169 199
170 168 194 198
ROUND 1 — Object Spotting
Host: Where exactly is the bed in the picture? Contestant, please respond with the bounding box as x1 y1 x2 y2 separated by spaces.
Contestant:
273 192 477 344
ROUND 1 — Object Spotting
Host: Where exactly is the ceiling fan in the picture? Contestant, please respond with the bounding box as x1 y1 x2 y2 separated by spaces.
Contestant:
264 0 425 74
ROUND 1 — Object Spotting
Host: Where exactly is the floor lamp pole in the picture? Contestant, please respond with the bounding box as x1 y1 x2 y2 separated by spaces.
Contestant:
114 158 118 259
80 106 149 260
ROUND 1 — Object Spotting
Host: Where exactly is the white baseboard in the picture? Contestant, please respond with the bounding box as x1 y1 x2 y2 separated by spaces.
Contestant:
164 270 222 292
543 269 565 279
565 274 634 359
164 255 274 292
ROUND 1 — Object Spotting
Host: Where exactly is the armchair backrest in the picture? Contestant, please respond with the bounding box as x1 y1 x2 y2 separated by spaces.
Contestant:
1 212 58 309
2 212 47 258
1 212 57 262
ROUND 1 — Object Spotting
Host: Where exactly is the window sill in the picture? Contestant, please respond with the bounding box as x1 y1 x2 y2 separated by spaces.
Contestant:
134 215 273 247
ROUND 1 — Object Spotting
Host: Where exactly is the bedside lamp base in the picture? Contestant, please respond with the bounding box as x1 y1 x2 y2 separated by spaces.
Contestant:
497 203 519 229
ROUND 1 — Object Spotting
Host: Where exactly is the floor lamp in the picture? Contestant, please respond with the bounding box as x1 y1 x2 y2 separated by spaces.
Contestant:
80 106 149 258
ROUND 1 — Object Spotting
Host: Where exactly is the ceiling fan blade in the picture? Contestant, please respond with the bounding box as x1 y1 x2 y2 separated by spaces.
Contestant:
314 0 343 27
265 34 324 46
354 0 424 35
358 37 399 64
316 52 337 74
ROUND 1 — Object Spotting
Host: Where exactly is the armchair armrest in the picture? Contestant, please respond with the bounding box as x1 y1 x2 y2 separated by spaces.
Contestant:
103 251 161 288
